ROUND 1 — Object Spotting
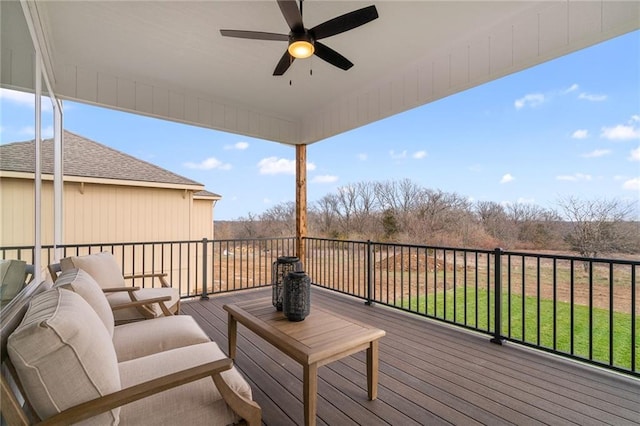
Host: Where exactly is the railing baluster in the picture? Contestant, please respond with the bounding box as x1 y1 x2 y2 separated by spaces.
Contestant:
201 238 209 300
491 248 504 345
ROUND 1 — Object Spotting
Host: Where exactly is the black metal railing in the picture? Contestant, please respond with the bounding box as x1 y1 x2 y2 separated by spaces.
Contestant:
1 237 297 299
2 236 638 376
304 237 639 377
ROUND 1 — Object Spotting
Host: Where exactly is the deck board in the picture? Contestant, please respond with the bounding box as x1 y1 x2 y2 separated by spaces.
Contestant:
182 287 640 426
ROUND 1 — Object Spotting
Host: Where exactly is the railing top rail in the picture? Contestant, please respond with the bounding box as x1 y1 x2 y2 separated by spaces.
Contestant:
304 237 639 265
4 237 297 251
304 237 494 256
501 249 640 266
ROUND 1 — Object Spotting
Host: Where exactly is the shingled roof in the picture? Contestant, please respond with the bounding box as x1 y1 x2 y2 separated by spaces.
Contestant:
0 131 218 192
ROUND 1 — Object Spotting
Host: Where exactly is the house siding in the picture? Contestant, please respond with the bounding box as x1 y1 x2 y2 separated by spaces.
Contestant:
1 176 213 246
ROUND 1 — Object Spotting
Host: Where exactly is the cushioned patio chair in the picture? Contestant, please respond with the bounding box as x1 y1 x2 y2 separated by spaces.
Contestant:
53 268 210 362
48 251 180 324
3 286 261 425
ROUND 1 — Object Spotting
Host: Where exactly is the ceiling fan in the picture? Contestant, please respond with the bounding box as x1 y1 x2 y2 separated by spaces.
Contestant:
220 0 379 76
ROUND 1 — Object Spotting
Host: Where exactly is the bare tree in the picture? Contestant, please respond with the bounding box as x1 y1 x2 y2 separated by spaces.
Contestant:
557 196 636 258
311 194 340 237
410 190 473 245
236 212 259 238
375 178 422 230
506 203 562 248
476 201 515 244
260 201 295 236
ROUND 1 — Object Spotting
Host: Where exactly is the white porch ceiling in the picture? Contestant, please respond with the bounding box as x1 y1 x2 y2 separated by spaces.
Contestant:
4 1 639 145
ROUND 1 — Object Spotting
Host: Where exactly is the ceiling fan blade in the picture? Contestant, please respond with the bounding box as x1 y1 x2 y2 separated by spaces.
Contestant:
311 5 378 40
220 30 289 41
273 50 295 76
313 42 353 71
277 0 304 32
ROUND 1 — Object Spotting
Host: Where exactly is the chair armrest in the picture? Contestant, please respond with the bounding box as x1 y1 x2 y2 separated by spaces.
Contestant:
110 296 172 314
37 359 236 426
104 287 174 317
102 287 141 293
123 273 171 288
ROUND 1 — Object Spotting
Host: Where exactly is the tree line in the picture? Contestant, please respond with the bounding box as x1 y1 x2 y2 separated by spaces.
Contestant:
216 179 640 258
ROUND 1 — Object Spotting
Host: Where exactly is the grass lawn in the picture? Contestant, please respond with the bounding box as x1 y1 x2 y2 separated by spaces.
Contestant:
401 287 639 370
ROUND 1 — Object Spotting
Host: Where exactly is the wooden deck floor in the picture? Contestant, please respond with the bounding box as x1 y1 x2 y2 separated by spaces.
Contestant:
182 287 640 426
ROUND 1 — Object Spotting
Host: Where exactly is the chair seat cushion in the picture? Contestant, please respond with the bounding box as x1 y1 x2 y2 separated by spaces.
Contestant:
7 288 121 425
113 315 211 362
118 342 252 426
106 286 180 322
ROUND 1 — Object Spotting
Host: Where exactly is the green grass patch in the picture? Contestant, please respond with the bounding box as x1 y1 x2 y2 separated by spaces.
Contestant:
399 287 639 370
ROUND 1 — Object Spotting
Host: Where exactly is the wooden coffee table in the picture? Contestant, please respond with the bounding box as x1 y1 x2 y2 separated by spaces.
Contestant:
223 297 385 426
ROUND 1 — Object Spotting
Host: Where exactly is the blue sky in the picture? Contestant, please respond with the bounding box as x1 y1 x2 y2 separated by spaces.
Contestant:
1 31 639 221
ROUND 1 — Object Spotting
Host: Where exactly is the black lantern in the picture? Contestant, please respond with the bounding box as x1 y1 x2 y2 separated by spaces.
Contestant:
283 271 311 321
272 256 302 311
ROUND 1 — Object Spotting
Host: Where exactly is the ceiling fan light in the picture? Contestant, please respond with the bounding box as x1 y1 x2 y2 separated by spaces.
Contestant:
288 40 314 59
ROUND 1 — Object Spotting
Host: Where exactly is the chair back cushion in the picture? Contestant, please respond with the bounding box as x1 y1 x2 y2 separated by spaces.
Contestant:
61 251 126 289
53 268 115 337
0 259 27 305
7 288 121 425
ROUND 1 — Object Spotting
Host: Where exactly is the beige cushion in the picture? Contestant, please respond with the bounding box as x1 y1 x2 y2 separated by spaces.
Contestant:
53 268 115 337
0 259 27 305
119 342 252 426
61 251 179 322
113 315 211 362
7 288 121 425
61 251 126 289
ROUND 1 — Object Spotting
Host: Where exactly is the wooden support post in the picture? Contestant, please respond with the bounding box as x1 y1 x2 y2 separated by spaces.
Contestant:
296 144 307 264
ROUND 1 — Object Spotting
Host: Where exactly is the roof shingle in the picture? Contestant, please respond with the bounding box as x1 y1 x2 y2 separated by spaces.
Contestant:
0 130 205 188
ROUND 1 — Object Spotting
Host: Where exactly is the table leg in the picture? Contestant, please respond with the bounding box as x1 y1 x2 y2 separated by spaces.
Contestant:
367 339 379 400
228 312 237 360
303 363 318 426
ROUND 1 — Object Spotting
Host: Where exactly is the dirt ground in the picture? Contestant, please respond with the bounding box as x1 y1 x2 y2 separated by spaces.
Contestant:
207 247 638 314
373 251 638 314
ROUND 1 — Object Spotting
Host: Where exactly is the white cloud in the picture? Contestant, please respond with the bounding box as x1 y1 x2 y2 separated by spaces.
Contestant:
389 150 407 160
224 141 249 150
257 157 316 175
601 116 640 141
311 175 338 184
184 157 232 170
556 173 592 182
578 93 607 102
514 93 545 110
0 88 53 112
500 173 514 184
581 149 611 158
601 124 640 140
622 177 640 191
357 153 368 161
629 146 640 162
572 129 589 139
412 150 427 159
564 84 579 94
